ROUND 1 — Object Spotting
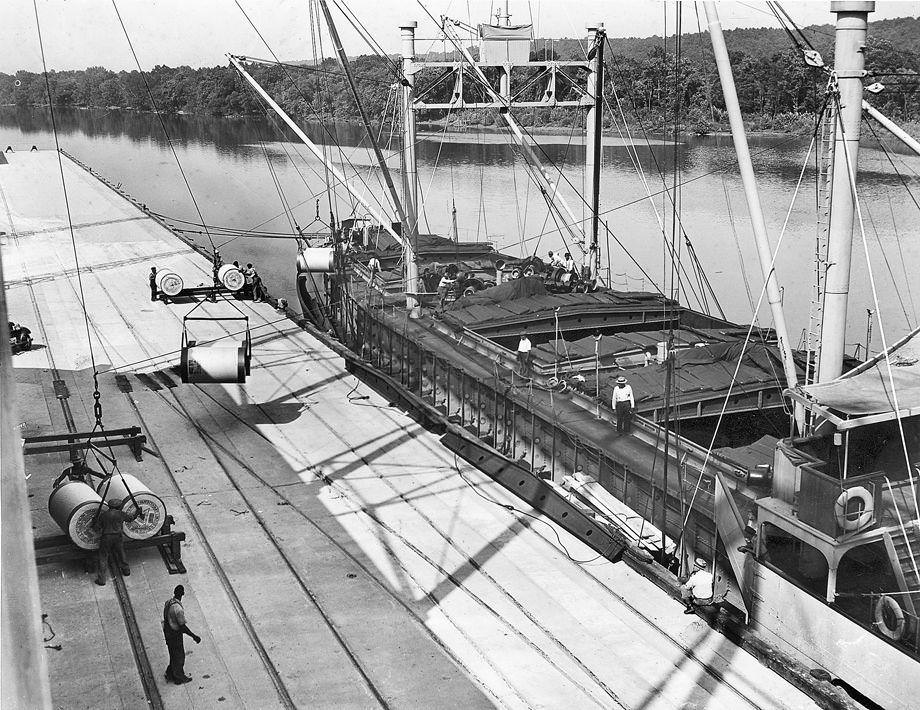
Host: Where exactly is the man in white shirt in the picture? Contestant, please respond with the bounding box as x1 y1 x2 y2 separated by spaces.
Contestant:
563 252 576 274
680 557 714 614
366 256 381 285
612 375 635 433
516 331 533 376
547 250 564 268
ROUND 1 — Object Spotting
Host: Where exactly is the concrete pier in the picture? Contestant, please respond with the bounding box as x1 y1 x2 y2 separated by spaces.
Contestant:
1 150 825 709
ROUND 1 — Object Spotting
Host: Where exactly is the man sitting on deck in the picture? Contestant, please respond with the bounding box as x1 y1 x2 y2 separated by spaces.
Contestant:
612 376 635 433
680 557 714 614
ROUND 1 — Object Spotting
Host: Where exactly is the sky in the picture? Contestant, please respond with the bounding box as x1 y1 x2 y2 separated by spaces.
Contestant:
1 1 918 74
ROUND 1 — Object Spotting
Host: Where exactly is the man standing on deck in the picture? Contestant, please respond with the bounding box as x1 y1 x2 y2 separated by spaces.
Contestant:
163 585 201 684
149 266 158 301
93 498 141 586
516 331 533 376
612 375 635 433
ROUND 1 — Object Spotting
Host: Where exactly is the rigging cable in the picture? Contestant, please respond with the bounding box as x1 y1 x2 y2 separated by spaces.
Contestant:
682 132 817 529
110 0 216 254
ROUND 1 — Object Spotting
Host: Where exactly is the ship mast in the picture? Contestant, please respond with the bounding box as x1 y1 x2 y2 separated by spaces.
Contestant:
584 23 605 282
817 1 874 382
400 21 421 312
703 2 803 428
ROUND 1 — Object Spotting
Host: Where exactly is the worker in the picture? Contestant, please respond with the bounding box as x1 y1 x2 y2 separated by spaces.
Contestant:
252 272 266 303
243 262 256 298
163 584 201 684
612 375 635 433
149 266 158 302
563 252 576 274
93 497 141 586
367 255 381 285
680 558 714 614
437 269 457 308
516 331 533 376
547 250 564 268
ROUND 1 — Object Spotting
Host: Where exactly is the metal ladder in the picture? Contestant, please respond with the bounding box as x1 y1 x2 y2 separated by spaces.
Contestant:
804 102 838 391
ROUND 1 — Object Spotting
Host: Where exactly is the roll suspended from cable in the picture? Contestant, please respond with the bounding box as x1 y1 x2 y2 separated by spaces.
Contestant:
180 297 252 384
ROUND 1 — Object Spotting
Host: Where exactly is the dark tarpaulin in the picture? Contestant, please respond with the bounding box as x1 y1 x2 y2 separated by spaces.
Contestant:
446 277 547 311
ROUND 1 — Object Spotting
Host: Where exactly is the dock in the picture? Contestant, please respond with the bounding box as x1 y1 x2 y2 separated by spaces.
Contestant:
1 149 826 709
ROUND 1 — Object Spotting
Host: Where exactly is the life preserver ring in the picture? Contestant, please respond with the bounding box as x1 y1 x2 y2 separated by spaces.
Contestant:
834 486 874 532
874 595 906 640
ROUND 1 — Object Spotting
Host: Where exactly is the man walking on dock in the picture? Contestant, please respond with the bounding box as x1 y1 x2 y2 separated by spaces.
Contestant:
163 585 201 684
612 376 635 433
149 266 158 302
94 498 141 586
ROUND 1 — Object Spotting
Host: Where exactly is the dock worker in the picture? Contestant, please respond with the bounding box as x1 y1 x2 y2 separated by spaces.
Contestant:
93 498 141 586
516 331 533 376
252 271 266 303
243 262 256 298
612 375 635 433
680 558 714 614
163 584 201 684
149 266 158 302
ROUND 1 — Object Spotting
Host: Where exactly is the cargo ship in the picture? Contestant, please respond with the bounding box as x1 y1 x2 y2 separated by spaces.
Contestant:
229 2 920 708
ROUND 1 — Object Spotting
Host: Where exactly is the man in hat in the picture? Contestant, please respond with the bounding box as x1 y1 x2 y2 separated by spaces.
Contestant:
149 266 158 302
163 584 201 684
612 375 635 433
680 557 714 614
516 331 533 376
93 497 141 586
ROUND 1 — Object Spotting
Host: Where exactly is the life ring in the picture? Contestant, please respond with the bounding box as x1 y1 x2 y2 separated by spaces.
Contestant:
834 486 874 532
874 595 906 640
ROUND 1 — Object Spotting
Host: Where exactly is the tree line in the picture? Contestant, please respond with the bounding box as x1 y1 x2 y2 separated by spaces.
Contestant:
2 17 917 134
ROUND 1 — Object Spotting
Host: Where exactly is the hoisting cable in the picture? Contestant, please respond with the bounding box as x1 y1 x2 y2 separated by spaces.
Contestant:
110 0 216 255
36 2 146 537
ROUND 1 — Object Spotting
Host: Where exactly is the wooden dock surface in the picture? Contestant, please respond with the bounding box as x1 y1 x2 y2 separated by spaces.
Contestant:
1 150 822 709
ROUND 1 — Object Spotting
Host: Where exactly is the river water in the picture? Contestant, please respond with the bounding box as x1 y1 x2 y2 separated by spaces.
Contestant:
2 106 918 356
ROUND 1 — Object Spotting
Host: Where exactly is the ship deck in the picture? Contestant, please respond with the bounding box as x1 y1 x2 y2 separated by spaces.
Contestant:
1 149 823 709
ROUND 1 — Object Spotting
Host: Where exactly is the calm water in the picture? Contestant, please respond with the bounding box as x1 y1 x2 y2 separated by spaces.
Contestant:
2 106 919 355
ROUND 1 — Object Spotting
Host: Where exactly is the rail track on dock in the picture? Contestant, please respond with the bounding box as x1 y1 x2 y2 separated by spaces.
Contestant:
1 188 166 710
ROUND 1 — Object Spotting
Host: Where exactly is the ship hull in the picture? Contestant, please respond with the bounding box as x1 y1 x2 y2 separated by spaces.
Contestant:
323 284 919 709
750 563 920 710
